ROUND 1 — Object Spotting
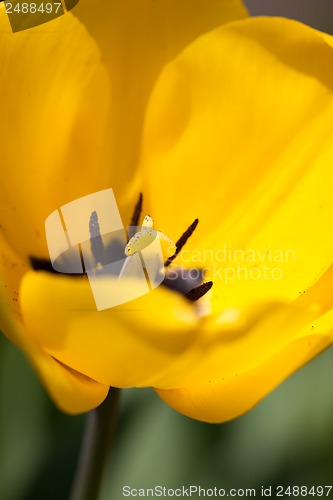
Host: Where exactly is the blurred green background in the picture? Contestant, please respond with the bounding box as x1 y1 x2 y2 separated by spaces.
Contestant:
2 1 333 499
245 0 333 34
1 335 333 499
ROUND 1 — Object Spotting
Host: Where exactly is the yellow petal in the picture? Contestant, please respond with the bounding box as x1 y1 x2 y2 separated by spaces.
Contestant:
0 9 111 261
0 0 247 262
156 257 333 423
0 274 108 415
0 0 249 411
19 271 200 388
72 0 248 197
154 301 320 387
156 323 333 423
19 265 333 396
74 0 248 69
141 17 333 310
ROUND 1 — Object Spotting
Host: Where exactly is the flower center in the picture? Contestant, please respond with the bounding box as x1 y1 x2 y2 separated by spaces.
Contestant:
30 193 213 303
129 193 213 303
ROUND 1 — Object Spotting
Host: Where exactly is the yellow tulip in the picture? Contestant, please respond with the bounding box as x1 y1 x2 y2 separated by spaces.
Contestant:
1 0 333 423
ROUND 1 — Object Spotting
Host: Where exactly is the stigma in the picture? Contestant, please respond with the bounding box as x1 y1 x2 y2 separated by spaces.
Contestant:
125 215 176 256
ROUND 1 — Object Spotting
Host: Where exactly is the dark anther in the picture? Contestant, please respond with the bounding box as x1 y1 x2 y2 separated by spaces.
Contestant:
128 192 143 239
30 256 57 274
165 218 199 267
185 281 213 302
89 211 105 265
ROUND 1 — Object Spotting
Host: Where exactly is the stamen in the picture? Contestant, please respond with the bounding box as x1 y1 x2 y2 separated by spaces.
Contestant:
185 281 213 302
89 211 105 265
129 192 143 238
165 219 199 267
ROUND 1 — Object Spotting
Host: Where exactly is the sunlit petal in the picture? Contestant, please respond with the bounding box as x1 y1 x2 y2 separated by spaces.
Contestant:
142 18 333 310
19 271 199 387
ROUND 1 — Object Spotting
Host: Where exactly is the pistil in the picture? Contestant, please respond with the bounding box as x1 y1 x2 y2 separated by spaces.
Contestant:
129 193 213 302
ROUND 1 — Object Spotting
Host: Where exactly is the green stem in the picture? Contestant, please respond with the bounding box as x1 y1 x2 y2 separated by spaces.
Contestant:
69 388 121 500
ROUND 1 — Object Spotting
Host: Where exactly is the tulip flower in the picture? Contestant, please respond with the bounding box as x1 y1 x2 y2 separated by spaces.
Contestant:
1 0 333 432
